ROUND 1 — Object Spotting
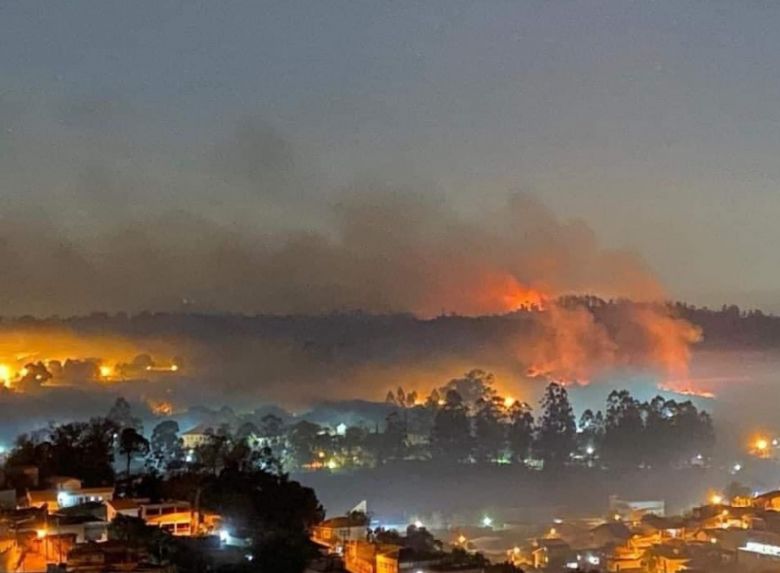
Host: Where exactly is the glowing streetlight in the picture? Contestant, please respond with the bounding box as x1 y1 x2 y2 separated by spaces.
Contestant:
458 534 467 545
36 529 47 539
414 520 423 529
756 438 768 451
585 446 595 456
482 516 493 527
710 494 723 505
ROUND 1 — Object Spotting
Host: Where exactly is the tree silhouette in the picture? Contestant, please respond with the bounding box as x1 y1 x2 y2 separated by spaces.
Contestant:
473 396 506 462
119 427 150 477
150 420 182 470
535 383 576 468
508 401 535 463
430 390 472 462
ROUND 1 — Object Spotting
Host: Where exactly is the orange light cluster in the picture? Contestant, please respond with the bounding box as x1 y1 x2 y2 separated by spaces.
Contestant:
148 400 174 416
476 273 548 314
657 380 716 399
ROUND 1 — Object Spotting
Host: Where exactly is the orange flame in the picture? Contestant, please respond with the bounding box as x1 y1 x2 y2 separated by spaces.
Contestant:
478 273 548 313
148 400 173 416
657 380 716 399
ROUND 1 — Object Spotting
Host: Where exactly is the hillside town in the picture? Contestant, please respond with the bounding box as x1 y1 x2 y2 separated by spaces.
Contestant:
314 491 780 573
0 390 773 573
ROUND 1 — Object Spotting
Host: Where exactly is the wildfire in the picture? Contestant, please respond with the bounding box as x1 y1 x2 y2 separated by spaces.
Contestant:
658 381 716 399
525 366 586 386
148 400 174 416
0 364 11 387
477 273 548 314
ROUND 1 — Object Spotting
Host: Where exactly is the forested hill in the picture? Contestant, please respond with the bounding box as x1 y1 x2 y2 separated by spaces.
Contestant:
3 298 779 351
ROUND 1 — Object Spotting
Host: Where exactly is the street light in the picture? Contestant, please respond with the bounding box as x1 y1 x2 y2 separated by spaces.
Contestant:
482 516 493 527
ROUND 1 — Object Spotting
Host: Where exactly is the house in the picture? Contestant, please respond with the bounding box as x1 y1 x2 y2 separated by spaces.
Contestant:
181 425 214 450
605 543 643 572
754 490 780 512
106 498 142 521
738 540 780 572
26 477 114 511
66 540 168 572
27 489 69 511
531 538 572 570
140 500 220 537
343 540 485 573
47 476 84 491
312 514 369 552
590 521 632 548
610 496 665 522
645 543 692 573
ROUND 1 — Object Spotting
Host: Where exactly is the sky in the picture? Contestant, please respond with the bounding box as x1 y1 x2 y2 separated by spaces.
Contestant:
2 1 780 314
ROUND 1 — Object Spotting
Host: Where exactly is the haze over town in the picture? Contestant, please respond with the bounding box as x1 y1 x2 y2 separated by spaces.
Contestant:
3 2 780 573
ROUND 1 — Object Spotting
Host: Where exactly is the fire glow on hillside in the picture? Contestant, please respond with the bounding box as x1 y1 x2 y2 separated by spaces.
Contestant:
0 328 181 391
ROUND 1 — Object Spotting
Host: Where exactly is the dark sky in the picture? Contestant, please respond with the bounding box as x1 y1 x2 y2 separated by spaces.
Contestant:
2 1 780 313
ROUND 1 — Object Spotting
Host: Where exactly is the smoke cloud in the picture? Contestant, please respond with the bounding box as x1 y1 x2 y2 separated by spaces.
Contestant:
0 106 706 430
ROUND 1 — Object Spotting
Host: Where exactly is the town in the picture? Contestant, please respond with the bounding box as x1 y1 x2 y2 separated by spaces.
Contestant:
0 375 773 573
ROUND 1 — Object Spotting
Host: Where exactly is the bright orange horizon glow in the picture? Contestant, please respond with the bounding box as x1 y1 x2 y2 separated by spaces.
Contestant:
657 380 716 399
473 273 548 314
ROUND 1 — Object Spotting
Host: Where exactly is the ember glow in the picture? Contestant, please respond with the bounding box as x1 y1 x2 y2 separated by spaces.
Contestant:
657 381 717 399
148 400 174 416
0 327 182 391
482 274 548 313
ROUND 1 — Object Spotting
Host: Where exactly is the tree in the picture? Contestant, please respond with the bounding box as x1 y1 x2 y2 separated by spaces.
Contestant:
670 400 714 463
578 409 605 455
396 387 407 408
380 412 407 463
342 426 368 467
430 390 472 462
642 396 674 466
119 427 150 476
49 418 118 485
603 390 644 468
236 421 260 442
107 397 141 431
108 515 173 564
193 466 324 573
286 421 321 469
439 370 497 405
507 402 535 463
473 396 506 463
150 421 182 470
194 431 230 475
260 414 284 440
535 383 576 468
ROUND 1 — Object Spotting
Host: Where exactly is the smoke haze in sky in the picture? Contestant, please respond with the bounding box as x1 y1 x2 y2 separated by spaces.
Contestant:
3 1 780 311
